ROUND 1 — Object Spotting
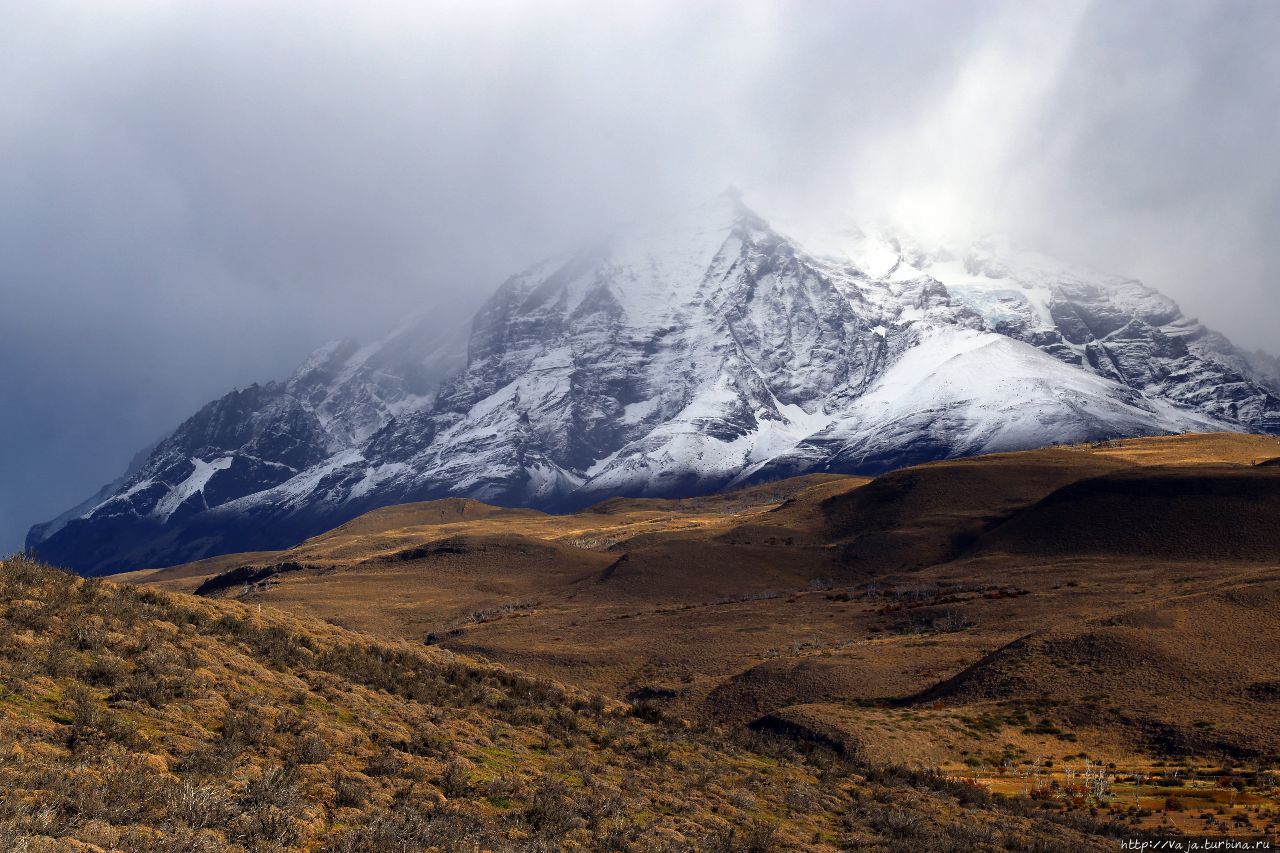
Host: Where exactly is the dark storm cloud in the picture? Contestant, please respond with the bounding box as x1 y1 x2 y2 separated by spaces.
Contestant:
1 0 1277 551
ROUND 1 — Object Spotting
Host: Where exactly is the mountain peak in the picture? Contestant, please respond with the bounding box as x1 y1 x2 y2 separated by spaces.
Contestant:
27 200 1280 574
716 184 747 208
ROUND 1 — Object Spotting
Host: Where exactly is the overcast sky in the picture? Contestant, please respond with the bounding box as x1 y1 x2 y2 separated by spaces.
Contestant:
2 0 1278 552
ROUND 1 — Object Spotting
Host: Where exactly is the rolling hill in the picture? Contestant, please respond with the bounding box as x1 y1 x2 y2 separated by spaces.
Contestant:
130 434 1280 771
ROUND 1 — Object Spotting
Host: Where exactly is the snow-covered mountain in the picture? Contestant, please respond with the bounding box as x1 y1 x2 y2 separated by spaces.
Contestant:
30 192 1280 574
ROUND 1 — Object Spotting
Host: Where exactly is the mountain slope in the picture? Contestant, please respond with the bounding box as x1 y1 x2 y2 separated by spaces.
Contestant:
743 326 1217 481
27 314 467 574
30 194 1280 574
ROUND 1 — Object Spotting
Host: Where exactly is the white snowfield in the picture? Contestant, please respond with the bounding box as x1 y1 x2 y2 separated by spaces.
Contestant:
213 194 1265 510
30 193 1280 571
740 327 1220 483
152 456 234 522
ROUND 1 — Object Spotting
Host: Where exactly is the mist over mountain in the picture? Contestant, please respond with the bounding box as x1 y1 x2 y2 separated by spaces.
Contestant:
3 1 1280 554
29 194 1279 575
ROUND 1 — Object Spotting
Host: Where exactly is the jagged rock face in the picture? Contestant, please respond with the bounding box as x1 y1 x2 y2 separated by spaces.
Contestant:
407 201 907 503
29 196 1280 574
1245 349 1280 393
932 249 1280 434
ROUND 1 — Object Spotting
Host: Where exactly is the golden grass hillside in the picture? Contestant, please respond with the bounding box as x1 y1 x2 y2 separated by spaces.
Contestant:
0 554 1126 852
127 436 1280 750
111 433 1280 842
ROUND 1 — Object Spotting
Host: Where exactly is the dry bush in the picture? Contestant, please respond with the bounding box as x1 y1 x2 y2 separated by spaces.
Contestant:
166 781 232 830
439 758 471 797
295 733 331 764
363 747 406 778
333 773 370 808
705 819 779 852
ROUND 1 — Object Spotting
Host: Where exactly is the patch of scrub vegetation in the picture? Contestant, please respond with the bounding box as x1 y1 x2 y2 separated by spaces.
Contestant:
0 555 1123 850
